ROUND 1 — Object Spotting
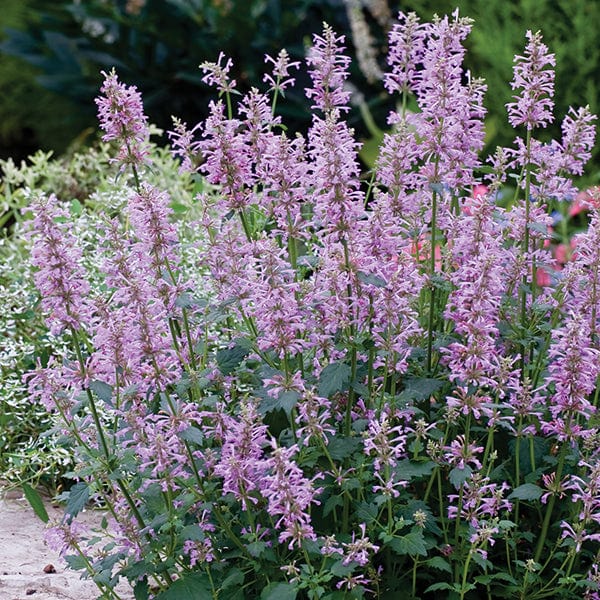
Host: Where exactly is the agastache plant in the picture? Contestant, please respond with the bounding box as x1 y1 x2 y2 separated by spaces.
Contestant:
25 11 600 600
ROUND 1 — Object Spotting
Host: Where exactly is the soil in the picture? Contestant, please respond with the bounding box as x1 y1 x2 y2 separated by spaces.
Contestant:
0 491 134 600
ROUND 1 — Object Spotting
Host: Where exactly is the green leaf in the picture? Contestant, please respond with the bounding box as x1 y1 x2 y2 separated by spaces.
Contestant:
216 340 251 375
260 582 297 600
327 436 361 460
175 292 196 308
69 198 83 215
388 531 428 556
221 568 244 589
449 465 472 489
155 573 212 600
357 271 387 288
64 482 89 520
318 362 351 397
509 483 543 501
394 459 436 480
64 554 88 570
89 380 113 404
424 582 454 593
247 540 267 557
356 501 378 524
324 494 344 517
258 389 300 416
178 426 203 445
21 482 49 523
400 377 443 401
134 579 149 600
425 556 452 574
330 560 355 577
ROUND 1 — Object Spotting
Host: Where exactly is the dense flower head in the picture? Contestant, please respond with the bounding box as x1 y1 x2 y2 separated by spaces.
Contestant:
95 68 150 169
213 401 269 509
305 24 352 113
545 313 599 438
507 30 555 130
384 11 426 94
262 441 322 549
28 194 92 335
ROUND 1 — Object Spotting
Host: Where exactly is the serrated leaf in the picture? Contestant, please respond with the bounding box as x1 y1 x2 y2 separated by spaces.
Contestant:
330 560 355 577
70 198 83 215
400 377 443 401
425 556 452 574
389 531 428 556
21 483 49 523
247 540 267 557
89 380 113 404
279 390 300 416
509 483 543 501
323 495 343 517
64 482 89 520
449 465 472 489
395 459 436 480
260 582 297 600
318 362 351 397
327 436 361 460
424 582 454 593
357 271 387 287
258 389 300 416
179 524 205 542
178 426 203 445
356 501 378 523
216 339 251 375
221 568 244 589
155 573 212 600
175 292 196 308
64 554 88 570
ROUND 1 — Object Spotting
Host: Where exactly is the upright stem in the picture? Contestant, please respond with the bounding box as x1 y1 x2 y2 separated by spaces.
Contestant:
534 443 567 563
426 188 439 374
520 129 533 380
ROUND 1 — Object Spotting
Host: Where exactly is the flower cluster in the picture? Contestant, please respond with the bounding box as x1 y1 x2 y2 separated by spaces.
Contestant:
25 11 600 600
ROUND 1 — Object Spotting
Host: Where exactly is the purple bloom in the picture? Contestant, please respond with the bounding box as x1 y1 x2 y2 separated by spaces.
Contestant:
198 100 254 212
29 194 92 335
95 69 150 170
200 52 236 94
507 30 555 130
168 116 199 173
305 24 352 113
213 401 269 510
363 413 409 473
262 441 322 549
444 434 484 472
342 523 380 566
384 11 426 95
559 106 597 176
263 49 300 93
545 313 598 437
447 474 512 526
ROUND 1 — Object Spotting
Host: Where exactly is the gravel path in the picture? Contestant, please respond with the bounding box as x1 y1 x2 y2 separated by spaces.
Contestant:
0 492 134 600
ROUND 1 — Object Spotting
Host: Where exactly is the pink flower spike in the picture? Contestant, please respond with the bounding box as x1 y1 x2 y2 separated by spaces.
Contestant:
507 30 555 130
95 68 150 170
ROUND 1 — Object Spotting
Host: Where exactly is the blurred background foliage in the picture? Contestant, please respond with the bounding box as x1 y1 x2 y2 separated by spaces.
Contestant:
0 0 599 176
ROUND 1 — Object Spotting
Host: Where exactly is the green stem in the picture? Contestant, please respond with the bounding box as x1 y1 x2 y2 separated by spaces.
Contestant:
426 188 439 374
534 443 567 563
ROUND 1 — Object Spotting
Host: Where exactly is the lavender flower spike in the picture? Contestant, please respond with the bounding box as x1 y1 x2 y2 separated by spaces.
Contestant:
507 30 555 130
95 68 150 170
29 194 92 335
